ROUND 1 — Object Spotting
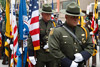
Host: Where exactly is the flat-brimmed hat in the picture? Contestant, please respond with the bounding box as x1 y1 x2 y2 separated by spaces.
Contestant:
61 2 85 16
40 4 54 13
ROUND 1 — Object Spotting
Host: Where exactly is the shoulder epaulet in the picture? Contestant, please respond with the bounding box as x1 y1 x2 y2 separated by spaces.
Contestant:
81 26 88 40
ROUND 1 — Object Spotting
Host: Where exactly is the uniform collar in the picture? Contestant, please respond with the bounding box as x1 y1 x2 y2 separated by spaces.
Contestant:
63 21 76 33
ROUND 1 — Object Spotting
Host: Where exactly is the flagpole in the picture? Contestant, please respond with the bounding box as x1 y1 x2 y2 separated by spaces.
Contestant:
7 0 11 67
21 40 23 67
92 0 98 66
11 2 15 67
8 43 10 67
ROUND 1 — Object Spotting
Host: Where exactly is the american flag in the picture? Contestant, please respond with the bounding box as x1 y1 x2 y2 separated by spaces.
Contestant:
10 0 18 66
28 0 40 50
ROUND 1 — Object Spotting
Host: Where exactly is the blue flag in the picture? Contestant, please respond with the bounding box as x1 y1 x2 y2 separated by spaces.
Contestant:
18 0 27 40
16 46 27 67
17 0 28 67
52 0 54 9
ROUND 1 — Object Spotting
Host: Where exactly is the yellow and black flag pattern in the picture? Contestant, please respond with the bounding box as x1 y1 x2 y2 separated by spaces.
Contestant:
94 0 98 24
5 0 11 57
92 0 98 56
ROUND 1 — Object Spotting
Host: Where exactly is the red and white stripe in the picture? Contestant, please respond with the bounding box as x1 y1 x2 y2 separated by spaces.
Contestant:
91 15 98 33
91 10 98 34
51 14 54 20
29 9 40 50
92 34 96 44
10 0 18 67
27 56 34 67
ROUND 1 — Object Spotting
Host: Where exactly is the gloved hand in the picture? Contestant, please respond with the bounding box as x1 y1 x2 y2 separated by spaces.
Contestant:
29 56 36 65
90 31 93 35
74 53 84 62
19 47 24 54
70 61 78 67
10 44 14 50
43 43 49 49
7 38 10 44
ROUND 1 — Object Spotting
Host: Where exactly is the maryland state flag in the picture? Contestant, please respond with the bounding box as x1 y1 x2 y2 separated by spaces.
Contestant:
91 0 98 33
91 0 98 56
5 0 12 57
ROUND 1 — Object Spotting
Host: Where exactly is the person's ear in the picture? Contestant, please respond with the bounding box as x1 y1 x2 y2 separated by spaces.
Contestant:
65 15 67 19
41 13 43 15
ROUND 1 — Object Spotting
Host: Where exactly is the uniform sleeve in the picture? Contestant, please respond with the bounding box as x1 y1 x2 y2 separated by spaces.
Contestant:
48 29 66 59
27 35 34 56
80 27 94 61
84 28 94 55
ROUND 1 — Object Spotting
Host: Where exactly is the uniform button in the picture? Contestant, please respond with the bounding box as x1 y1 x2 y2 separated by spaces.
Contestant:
41 45 43 47
83 40 86 43
75 49 78 52
41 42 43 44
46 36 48 39
74 43 76 45
81 34 85 36
64 42 66 43
82 38 84 40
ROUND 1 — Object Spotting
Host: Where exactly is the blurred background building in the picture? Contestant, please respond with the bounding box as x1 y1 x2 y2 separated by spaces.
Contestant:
39 0 100 21
0 0 100 21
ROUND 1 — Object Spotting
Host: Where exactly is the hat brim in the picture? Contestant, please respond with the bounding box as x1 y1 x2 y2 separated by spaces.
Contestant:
60 9 85 16
39 9 55 13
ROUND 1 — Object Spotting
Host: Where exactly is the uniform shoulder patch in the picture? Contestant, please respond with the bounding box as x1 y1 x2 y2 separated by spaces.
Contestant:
50 28 54 35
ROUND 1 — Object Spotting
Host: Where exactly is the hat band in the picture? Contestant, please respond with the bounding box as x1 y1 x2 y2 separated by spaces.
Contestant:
43 9 52 12
66 10 80 15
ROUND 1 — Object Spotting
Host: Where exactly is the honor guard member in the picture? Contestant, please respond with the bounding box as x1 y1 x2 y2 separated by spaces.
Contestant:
34 4 57 67
48 2 93 67
53 14 63 27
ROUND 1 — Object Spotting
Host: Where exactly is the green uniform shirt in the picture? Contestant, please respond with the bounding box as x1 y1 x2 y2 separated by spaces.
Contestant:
48 22 93 60
36 18 55 62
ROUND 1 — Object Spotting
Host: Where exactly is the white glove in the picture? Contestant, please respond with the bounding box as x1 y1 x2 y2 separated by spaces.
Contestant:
43 43 49 49
70 61 78 67
29 56 36 65
10 44 14 50
74 53 84 62
7 39 10 44
19 47 24 54
90 32 93 35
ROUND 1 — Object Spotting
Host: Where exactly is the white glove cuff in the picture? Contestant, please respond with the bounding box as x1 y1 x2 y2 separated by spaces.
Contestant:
19 48 24 54
29 56 36 65
7 39 10 44
10 44 14 50
74 53 84 62
43 43 49 49
70 61 78 67
90 31 93 35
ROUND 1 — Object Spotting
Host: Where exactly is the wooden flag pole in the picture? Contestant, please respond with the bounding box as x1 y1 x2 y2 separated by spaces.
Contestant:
8 44 10 67
13 43 15 67
21 40 23 67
